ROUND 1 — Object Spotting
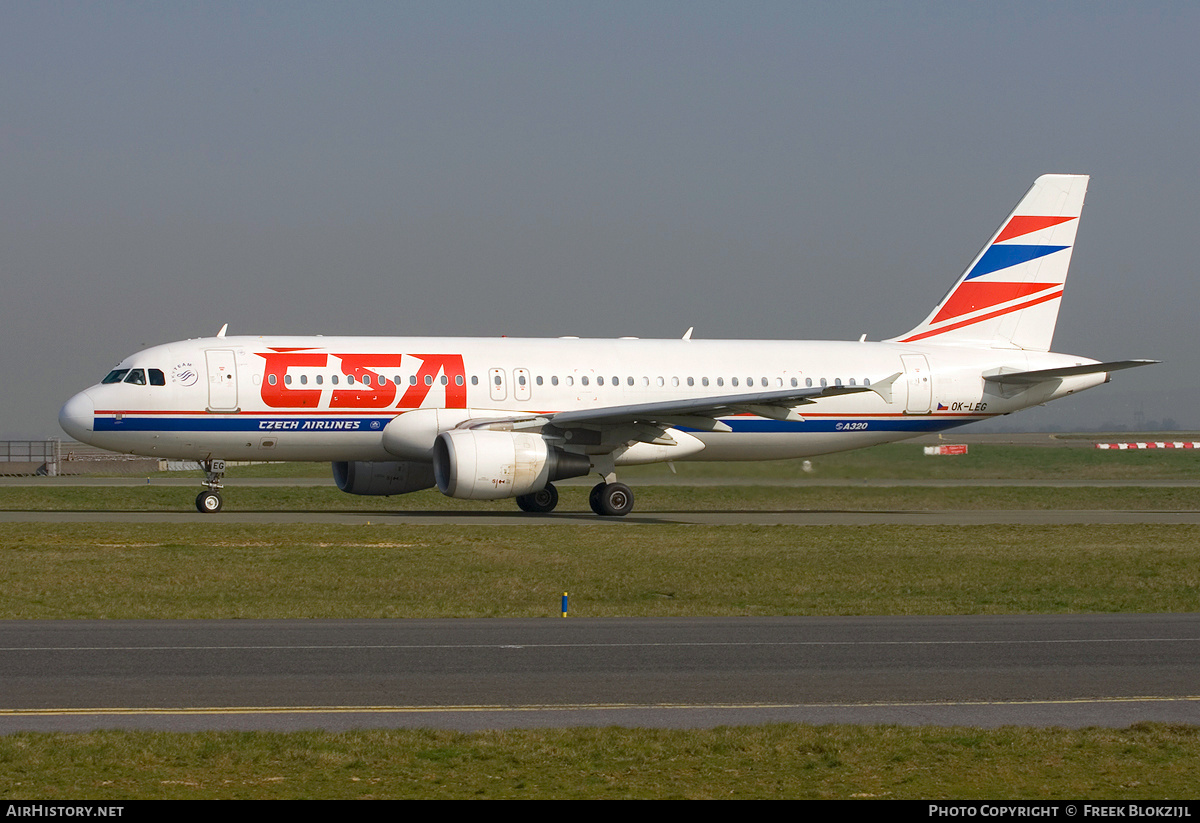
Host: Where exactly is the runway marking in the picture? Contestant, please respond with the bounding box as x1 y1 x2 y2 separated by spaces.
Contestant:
4 695 1200 717
4 637 1199 652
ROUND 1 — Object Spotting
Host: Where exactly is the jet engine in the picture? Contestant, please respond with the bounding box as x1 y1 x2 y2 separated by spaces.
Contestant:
432 429 591 500
332 460 436 496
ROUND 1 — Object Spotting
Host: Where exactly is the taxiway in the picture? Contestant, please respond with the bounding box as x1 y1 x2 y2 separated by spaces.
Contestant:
2 615 1198 732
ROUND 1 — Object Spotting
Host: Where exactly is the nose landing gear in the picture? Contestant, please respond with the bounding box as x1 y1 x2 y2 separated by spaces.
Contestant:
195 458 226 513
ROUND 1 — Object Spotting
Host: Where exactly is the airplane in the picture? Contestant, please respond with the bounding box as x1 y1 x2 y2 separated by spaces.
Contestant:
59 174 1155 516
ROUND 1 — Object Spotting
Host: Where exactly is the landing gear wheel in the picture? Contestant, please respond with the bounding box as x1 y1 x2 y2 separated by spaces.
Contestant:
195 490 223 513
591 482 634 517
516 483 559 514
589 482 608 516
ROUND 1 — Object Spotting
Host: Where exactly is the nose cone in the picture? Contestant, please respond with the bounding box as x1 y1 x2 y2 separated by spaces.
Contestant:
59 391 95 442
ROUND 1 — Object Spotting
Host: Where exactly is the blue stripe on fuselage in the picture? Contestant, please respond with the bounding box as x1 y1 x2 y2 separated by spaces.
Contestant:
93 415 982 435
93 417 391 433
683 417 980 434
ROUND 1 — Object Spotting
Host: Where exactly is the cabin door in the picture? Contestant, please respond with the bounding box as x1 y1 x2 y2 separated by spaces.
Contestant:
205 349 239 411
900 354 931 414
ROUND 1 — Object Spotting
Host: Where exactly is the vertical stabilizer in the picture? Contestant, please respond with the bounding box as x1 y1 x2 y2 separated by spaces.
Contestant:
891 174 1089 351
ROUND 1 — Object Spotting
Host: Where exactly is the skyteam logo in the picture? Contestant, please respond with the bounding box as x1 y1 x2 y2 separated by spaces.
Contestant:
171 362 199 386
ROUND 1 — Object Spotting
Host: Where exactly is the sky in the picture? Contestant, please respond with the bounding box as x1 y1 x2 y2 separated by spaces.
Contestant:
2 2 1197 438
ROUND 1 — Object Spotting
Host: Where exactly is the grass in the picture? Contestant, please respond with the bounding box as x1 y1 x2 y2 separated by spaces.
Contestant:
147 442 1200 481
2 724 1199 799
2 523 1199 618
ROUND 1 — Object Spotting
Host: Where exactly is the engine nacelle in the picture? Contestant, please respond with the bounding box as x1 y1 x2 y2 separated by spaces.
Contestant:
432 430 591 500
332 460 436 496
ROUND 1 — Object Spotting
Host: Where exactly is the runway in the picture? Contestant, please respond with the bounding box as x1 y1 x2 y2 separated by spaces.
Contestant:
2 615 1198 732
3 508 1200 525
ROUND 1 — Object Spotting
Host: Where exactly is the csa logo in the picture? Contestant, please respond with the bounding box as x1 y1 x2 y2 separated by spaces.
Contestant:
172 362 199 386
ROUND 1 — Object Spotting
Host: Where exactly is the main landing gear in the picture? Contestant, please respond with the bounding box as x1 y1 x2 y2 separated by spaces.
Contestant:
512 479 636 516
195 458 226 513
515 483 559 514
589 481 634 517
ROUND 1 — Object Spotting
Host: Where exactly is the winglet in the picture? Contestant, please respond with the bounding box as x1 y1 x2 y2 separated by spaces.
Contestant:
216 323 228 339
682 327 694 341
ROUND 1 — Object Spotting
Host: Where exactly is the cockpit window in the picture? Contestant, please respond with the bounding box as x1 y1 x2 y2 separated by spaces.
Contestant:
102 369 130 384
149 369 165 386
124 369 146 385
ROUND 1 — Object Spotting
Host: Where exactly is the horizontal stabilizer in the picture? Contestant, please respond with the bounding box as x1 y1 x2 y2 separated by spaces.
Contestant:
984 359 1159 387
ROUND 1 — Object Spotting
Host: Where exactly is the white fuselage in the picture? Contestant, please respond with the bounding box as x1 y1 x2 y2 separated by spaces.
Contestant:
59 334 1105 464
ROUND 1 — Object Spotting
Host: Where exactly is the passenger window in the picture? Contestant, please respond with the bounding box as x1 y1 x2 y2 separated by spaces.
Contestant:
551 376 559 386
581 376 589 386
124 369 146 385
268 374 277 385
332 375 339 385
347 374 356 385
300 375 308 385
149 369 165 386
702 377 709 387
102 369 130 384
440 375 448 385
732 377 739 387
284 375 292 385
597 376 604 386
471 375 479 385
717 377 724 387
426 375 434 386
536 376 543 386
455 375 464 386
316 375 324 385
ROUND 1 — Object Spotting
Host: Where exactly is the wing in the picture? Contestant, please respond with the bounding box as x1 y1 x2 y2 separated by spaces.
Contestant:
449 375 901 452
546 382 880 431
